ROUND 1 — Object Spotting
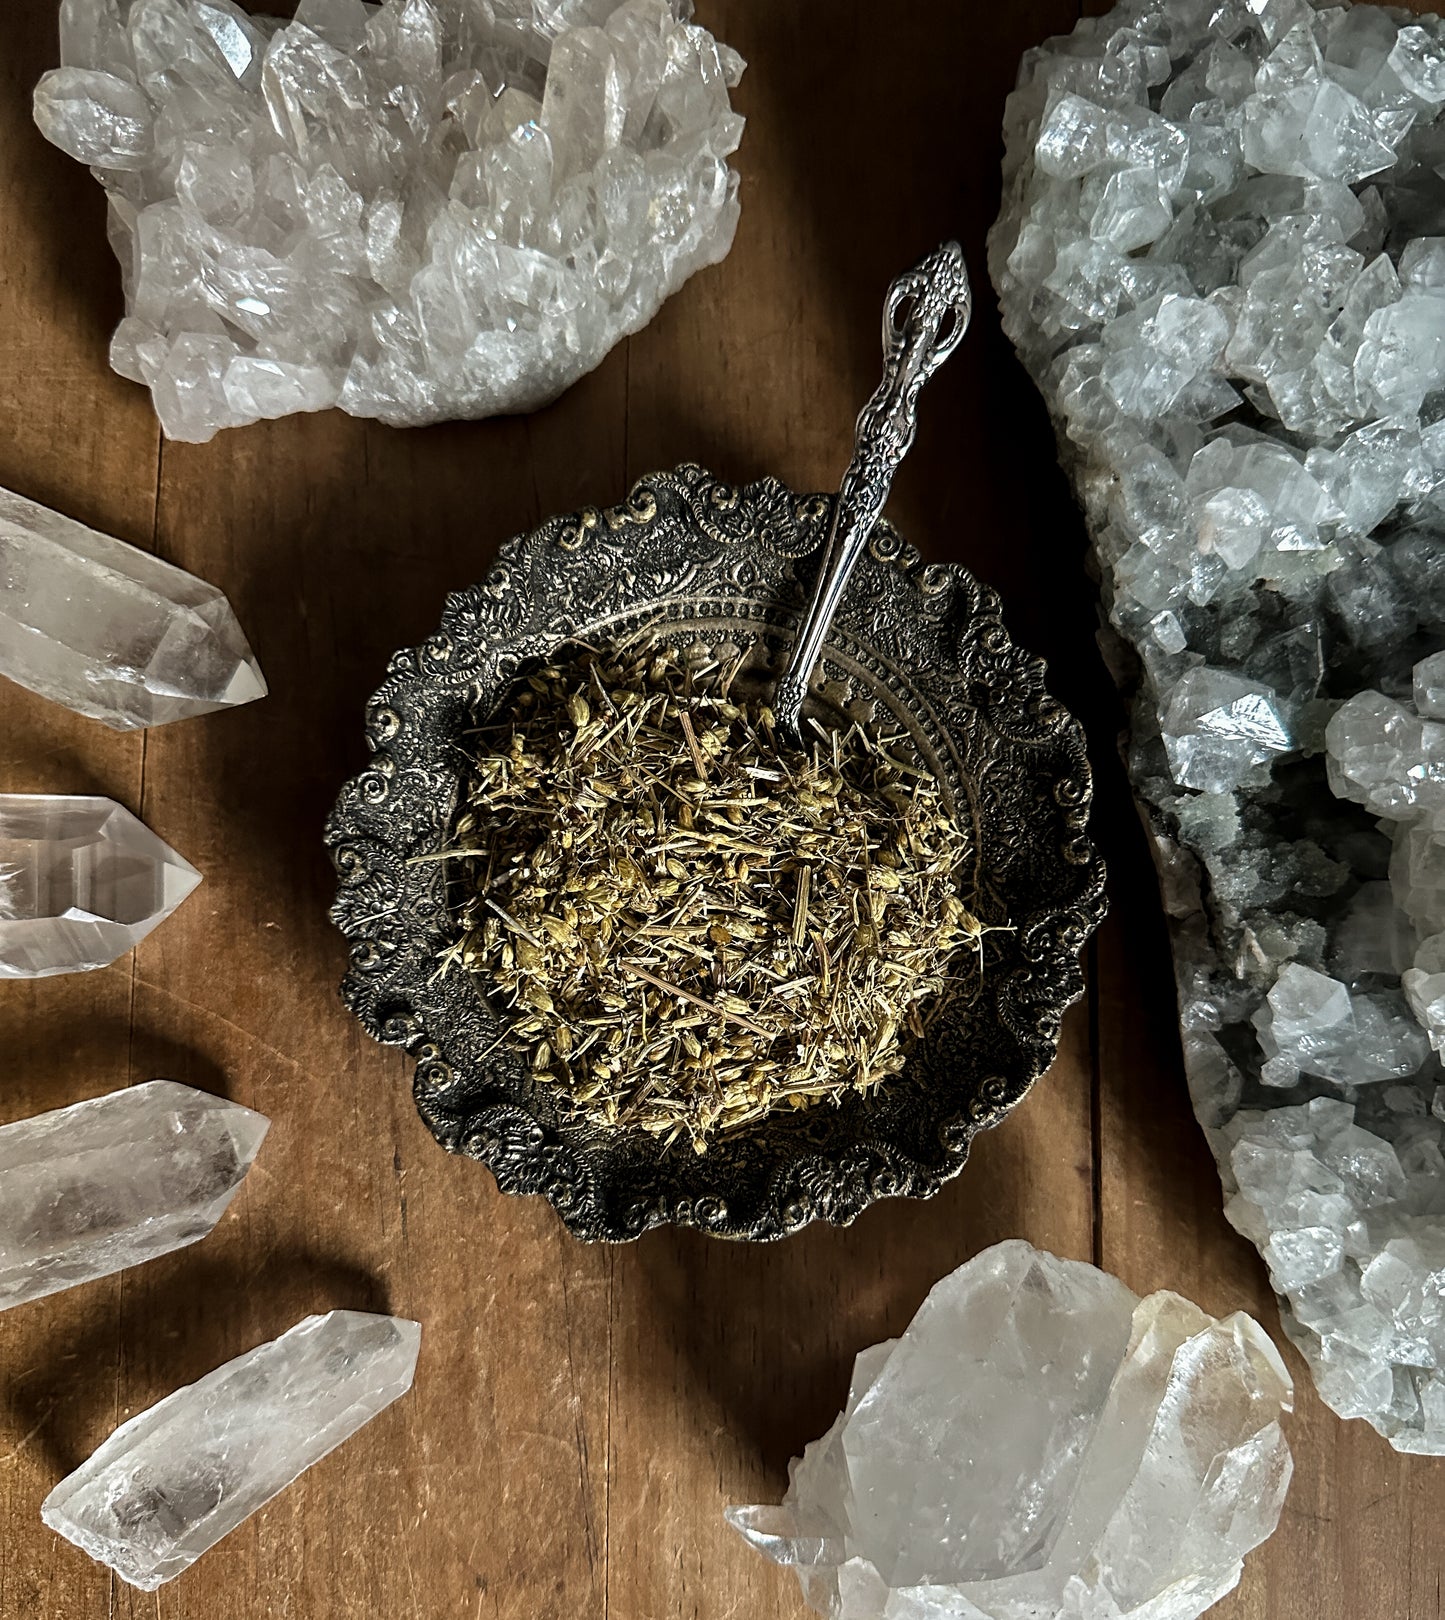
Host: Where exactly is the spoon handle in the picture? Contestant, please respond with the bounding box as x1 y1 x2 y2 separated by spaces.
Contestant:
774 241 973 744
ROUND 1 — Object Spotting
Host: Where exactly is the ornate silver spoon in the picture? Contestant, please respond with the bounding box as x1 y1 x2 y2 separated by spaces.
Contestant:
774 240 974 747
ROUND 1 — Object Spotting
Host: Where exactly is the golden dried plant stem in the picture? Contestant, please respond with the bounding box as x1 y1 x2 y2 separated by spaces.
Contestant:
447 640 992 1151
484 897 546 950
617 961 773 1039
792 865 811 951
678 708 708 781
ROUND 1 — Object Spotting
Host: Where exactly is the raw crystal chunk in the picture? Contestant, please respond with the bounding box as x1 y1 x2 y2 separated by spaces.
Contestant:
1101 292 1231 417
0 484 266 729
1241 78 1397 185
1163 668 1294 792
43 1310 421 1589
32 66 153 169
1326 690 1445 821
991 0 1445 1452
1403 933 1445 1054
728 1241 1292 1620
1355 292 1445 418
0 1080 268 1310
1253 963 1430 1088
1186 437 1338 569
1415 651 1445 720
33 0 745 440
1390 822 1445 936
0 795 201 977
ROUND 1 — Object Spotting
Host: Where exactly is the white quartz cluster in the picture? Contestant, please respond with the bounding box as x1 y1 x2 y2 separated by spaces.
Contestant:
33 0 745 441
728 1241 1292 1620
990 0 1445 1450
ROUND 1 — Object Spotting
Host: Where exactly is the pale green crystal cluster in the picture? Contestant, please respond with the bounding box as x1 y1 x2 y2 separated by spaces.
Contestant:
991 0 1445 1452
33 0 745 440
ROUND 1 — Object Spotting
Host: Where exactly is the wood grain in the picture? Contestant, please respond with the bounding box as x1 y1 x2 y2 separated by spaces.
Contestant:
1 2 1440 1618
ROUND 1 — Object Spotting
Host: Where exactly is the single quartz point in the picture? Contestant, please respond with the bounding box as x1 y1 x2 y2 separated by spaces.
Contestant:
32 65 153 169
0 484 266 729
32 0 746 441
0 1080 268 1311
42 1310 421 1589
0 795 202 977
727 1241 1293 1620
991 0 1445 1452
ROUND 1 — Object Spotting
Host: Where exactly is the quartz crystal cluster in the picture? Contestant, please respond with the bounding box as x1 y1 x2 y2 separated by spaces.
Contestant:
728 1241 1292 1620
0 794 201 976
0 1081 268 1310
0 484 266 727
990 0 1445 1450
43 1310 421 1588
32 0 745 441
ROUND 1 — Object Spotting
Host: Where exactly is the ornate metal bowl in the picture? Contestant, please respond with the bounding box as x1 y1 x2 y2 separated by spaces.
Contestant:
326 464 1105 1241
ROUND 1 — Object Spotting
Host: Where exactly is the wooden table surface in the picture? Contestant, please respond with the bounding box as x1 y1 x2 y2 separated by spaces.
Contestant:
3 2 1442 1616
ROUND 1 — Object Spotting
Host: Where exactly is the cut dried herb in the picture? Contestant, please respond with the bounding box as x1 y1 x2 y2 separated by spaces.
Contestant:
440 641 999 1153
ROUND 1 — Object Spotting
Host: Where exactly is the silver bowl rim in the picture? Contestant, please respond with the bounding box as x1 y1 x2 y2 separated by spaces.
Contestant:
325 463 1106 1242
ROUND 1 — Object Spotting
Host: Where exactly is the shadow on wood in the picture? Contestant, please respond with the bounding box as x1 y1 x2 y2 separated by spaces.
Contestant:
0 1250 391 1481
0 1005 232 1124
624 1141 1058 1487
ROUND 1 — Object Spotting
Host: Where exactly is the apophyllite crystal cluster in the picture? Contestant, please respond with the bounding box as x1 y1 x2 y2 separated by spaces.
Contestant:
991 0 1445 1451
32 0 745 441
728 1242 1293 1620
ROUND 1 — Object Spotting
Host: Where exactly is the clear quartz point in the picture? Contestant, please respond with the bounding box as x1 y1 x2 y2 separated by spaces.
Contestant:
0 795 202 977
43 1310 422 1590
728 1241 1293 1620
0 1080 268 1310
0 484 266 729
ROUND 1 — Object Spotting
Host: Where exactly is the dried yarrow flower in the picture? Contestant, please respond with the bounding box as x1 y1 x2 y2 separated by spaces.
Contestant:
439 640 1001 1152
